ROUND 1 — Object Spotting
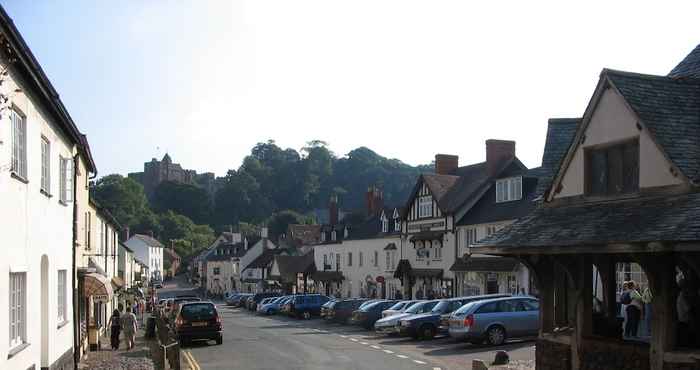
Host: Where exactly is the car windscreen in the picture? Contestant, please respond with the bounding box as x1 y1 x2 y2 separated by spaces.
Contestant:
180 303 216 320
454 301 479 315
430 300 452 314
361 301 388 311
387 301 406 311
405 300 438 314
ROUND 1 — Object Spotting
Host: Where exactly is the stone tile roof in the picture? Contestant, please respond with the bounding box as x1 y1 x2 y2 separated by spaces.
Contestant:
273 252 316 282
246 248 276 269
669 44 700 78
133 234 164 248
535 118 580 198
605 69 700 182
449 256 519 272
476 192 700 250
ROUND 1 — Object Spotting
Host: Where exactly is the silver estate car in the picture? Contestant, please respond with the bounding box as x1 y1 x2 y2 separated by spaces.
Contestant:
448 296 539 345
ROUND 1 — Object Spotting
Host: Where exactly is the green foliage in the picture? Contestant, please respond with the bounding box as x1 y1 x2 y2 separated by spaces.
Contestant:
267 210 305 242
152 181 212 224
91 174 160 235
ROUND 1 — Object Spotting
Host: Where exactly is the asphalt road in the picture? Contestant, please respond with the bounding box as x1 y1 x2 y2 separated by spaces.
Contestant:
157 276 535 370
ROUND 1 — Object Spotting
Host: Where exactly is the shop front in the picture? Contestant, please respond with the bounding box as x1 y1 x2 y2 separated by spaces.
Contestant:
78 271 113 352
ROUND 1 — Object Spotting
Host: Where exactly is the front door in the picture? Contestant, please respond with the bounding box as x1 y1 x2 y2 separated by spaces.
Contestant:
486 273 499 294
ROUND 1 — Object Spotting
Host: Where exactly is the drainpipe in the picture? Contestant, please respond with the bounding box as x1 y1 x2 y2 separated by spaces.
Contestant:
71 154 79 370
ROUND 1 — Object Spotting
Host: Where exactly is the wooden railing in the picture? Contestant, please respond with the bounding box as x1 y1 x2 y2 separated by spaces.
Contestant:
151 310 181 370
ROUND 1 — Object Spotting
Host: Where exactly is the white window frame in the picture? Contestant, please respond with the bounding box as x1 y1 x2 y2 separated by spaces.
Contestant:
41 136 51 193
394 218 400 232
433 241 442 259
10 109 27 180
9 272 26 349
418 196 433 218
347 252 352 267
59 157 74 203
382 219 388 233
386 251 391 270
57 270 67 324
496 177 522 203
359 252 363 267
331 230 336 241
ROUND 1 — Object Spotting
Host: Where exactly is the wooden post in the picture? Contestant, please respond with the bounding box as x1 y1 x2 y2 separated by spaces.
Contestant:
536 260 555 334
571 256 593 370
649 255 676 370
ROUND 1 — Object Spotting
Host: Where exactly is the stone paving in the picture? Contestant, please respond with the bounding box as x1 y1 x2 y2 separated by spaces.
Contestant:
77 327 155 370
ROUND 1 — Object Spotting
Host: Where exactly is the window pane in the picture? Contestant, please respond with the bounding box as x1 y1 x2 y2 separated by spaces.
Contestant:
607 145 624 194
623 141 639 193
588 149 607 195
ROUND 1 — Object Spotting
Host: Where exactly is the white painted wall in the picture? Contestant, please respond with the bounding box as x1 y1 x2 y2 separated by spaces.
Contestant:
124 236 163 281
0 67 76 369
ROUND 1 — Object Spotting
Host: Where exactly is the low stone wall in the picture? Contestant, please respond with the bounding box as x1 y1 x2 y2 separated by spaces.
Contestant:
580 338 649 370
537 338 571 370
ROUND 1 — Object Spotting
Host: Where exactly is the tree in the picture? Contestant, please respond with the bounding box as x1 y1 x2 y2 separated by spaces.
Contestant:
267 210 305 242
91 174 159 232
152 181 212 224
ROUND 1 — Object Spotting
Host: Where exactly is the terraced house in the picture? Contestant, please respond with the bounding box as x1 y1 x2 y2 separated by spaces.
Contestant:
474 44 700 370
0 6 96 369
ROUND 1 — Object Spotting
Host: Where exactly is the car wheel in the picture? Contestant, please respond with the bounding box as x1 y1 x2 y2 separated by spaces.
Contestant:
303 311 311 320
486 325 506 346
420 324 436 340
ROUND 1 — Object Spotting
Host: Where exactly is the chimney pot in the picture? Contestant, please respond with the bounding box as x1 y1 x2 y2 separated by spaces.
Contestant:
435 154 459 175
485 140 516 176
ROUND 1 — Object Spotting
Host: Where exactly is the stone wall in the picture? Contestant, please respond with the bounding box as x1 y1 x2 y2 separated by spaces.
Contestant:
537 338 571 370
664 362 698 370
580 338 649 370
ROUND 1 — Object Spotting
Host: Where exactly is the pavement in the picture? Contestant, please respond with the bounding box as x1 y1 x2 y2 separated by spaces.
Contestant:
157 275 535 370
77 325 154 370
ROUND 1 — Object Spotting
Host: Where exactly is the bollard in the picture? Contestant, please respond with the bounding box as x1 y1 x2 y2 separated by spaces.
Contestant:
162 341 179 370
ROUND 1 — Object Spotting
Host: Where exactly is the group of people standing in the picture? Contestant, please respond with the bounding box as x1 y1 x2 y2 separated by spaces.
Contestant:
620 280 652 338
108 303 140 351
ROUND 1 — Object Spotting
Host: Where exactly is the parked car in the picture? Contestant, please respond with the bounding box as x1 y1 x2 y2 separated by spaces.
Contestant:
320 299 336 318
399 294 509 340
326 298 367 323
256 297 277 313
225 293 244 306
279 295 296 315
174 301 223 346
375 300 439 335
357 299 380 310
351 300 398 329
258 296 289 315
246 292 280 311
289 294 332 319
448 296 539 345
381 300 420 318
230 293 252 307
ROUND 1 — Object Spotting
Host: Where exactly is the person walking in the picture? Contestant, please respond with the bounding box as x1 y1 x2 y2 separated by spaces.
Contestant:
121 305 138 350
108 309 122 350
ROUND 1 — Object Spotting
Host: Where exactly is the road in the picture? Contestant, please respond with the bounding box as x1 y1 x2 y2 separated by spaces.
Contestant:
157 275 535 370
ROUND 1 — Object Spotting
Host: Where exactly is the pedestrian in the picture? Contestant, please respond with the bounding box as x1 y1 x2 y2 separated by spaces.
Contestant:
108 309 121 350
121 305 138 350
622 280 643 338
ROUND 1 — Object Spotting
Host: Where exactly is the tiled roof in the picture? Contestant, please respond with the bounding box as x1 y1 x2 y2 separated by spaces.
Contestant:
476 192 700 250
449 256 519 272
534 118 580 198
206 242 246 261
605 69 700 182
669 44 700 78
246 248 276 269
133 234 164 248
273 252 316 282
422 174 460 203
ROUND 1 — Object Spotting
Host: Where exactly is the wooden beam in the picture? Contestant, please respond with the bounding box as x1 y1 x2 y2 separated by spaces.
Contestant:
646 255 676 370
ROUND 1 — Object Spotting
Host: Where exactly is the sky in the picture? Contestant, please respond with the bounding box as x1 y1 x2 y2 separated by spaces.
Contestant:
2 1 700 178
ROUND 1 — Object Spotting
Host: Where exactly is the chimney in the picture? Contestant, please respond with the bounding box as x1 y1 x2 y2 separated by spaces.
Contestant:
435 154 459 175
329 194 339 226
366 186 383 216
124 227 130 241
261 227 268 239
373 187 384 215
486 139 516 176
366 186 374 216
148 230 154 238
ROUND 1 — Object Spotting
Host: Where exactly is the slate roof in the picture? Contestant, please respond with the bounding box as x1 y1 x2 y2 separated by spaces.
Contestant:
206 242 246 262
273 252 316 282
133 234 164 248
605 69 700 182
449 256 519 272
310 271 344 282
345 206 402 240
669 44 700 78
246 248 277 269
534 118 580 198
475 192 700 251
457 166 539 226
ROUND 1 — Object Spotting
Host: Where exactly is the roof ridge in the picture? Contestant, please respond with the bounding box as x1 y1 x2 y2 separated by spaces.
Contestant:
603 68 700 83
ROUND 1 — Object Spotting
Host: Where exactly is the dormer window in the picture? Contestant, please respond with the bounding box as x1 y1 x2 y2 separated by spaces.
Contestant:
321 232 326 242
496 177 522 203
418 196 433 218
585 139 639 197
331 230 337 241
344 227 349 238
381 213 388 233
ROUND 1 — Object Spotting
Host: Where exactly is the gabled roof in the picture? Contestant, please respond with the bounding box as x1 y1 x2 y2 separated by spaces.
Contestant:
206 242 246 262
272 252 316 282
245 248 276 270
669 44 700 78
534 118 580 198
422 174 460 203
133 234 164 248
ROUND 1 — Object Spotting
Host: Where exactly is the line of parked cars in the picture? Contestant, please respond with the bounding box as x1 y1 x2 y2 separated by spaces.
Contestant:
231 292 540 346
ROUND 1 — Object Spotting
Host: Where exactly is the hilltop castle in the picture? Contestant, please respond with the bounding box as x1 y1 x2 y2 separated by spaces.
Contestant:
128 153 222 198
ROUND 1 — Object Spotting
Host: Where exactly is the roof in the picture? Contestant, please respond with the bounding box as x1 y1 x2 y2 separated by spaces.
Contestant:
206 242 246 261
119 242 133 253
89 198 122 230
384 242 397 250
456 167 539 226
273 252 316 282
163 248 180 261
133 234 164 248
245 248 276 269
410 268 443 278
345 206 402 240
604 69 700 182
286 224 322 245
409 230 445 242
310 271 344 282
669 44 700 78
0 6 97 173
475 192 700 252
534 118 580 199
449 256 519 272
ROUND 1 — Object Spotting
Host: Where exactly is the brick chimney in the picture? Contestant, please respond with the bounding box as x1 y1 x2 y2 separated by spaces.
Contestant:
435 154 459 175
366 186 384 216
148 230 154 238
124 227 130 241
486 139 516 176
329 194 339 226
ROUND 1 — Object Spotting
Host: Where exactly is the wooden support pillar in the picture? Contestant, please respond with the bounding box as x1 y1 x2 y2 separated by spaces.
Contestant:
596 256 618 320
535 259 555 334
647 254 676 370
571 256 593 370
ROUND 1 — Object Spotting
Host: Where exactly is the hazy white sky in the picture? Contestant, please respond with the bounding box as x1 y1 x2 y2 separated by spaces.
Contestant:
3 1 700 177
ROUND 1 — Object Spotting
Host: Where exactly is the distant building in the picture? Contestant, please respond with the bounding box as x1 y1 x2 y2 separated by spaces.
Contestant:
128 153 223 198
123 234 164 282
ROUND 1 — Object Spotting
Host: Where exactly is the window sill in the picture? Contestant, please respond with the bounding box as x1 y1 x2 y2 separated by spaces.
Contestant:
57 320 69 329
40 189 53 198
10 172 28 184
58 200 69 207
7 342 30 359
